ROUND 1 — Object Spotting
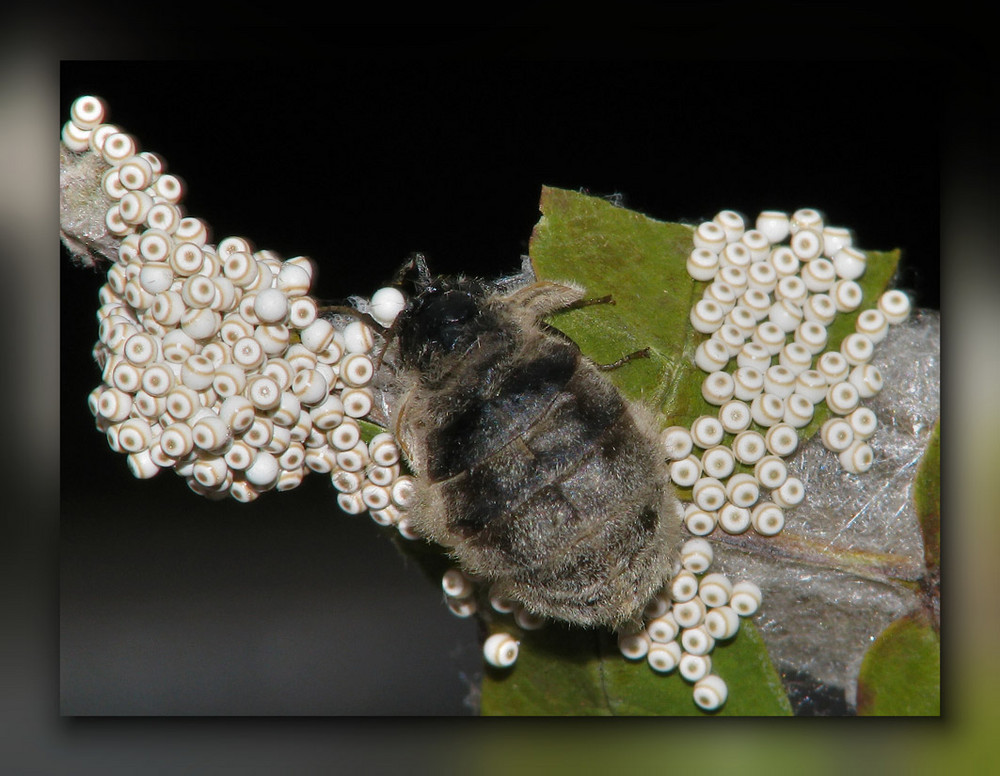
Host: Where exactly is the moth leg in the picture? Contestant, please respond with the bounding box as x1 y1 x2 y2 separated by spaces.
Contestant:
507 279 647 369
502 280 587 320
596 347 651 371
392 252 432 287
563 294 615 310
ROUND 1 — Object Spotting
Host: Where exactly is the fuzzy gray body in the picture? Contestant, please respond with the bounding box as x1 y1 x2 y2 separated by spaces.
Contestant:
383 268 679 629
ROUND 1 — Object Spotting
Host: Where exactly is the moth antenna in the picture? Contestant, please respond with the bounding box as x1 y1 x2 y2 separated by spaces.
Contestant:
393 252 433 291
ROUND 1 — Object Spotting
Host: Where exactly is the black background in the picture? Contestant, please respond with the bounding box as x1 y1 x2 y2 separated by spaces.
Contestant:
60 49 942 716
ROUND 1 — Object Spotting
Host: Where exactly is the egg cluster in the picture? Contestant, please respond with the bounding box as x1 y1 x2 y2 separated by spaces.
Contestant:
617 538 760 711
672 208 912 539
440 566 546 670
459 538 757 711
68 96 416 536
441 566 547 665
450 549 751 714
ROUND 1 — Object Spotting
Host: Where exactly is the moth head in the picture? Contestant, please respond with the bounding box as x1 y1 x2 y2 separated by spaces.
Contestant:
393 261 499 369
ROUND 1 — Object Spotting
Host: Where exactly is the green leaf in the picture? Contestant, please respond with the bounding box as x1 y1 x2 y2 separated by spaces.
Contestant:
599 619 791 716
853 420 940 716
856 612 940 715
358 419 387 444
529 186 700 421
914 420 941 573
849 417 940 716
479 625 611 716
480 618 790 716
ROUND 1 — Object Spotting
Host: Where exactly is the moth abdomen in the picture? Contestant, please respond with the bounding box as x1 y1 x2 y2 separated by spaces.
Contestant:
381 264 680 629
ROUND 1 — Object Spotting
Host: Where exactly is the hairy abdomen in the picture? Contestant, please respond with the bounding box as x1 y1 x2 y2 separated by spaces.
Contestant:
409 335 674 626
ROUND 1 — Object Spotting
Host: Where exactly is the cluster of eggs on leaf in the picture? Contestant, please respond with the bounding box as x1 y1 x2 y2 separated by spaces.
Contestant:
671 208 912 540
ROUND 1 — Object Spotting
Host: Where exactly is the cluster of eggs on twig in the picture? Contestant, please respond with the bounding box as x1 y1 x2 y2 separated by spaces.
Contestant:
65 96 419 540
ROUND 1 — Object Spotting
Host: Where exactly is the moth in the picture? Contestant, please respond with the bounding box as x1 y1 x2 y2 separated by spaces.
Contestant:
367 256 681 629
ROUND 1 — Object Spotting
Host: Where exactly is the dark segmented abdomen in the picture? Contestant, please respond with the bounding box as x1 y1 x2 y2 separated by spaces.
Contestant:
486 409 659 569
429 344 635 547
424 338 580 482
